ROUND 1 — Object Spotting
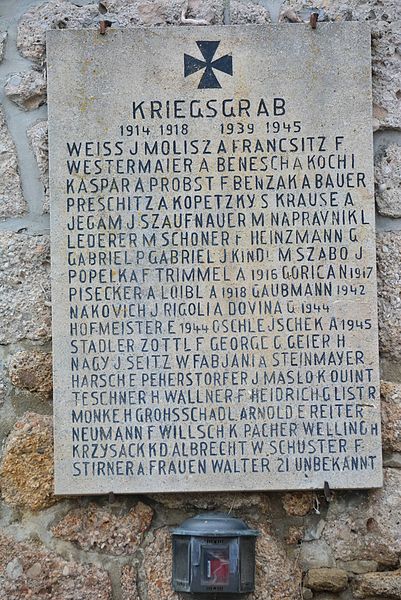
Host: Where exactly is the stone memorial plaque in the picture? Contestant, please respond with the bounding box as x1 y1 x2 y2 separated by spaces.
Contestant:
48 24 382 494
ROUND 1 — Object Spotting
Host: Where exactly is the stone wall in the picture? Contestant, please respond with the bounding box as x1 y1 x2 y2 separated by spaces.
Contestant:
0 1 400 598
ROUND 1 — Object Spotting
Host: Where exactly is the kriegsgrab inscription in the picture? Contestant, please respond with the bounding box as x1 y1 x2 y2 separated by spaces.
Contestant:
47 24 382 494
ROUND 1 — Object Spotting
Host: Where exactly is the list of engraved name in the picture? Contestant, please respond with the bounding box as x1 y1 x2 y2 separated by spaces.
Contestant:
63 94 380 483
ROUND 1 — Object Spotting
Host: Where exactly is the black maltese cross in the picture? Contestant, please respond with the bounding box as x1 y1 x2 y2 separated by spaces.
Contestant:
184 41 233 89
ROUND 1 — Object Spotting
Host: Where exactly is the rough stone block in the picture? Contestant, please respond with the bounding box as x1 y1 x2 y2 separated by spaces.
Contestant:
280 0 400 24
142 527 179 600
0 232 51 344
0 531 112 599
285 525 305 545
104 0 219 15
111 0 219 26
298 540 336 570
8 350 53 399
0 31 7 62
375 144 401 217
282 492 314 516
230 1 270 24
121 565 139 600
304 567 348 593
0 412 58 512
377 232 401 359
372 22 401 130
381 381 401 453
251 523 302 599
302 588 313 600
0 108 26 220
353 569 401 598
17 0 232 65
337 559 379 574
27 120 49 213
52 501 153 555
17 0 98 63
383 452 401 468
322 469 401 567
0 375 6 408
5 70 47 111
303 519 326 542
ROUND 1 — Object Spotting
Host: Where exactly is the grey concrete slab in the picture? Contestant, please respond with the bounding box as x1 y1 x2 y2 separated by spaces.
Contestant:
48 24 382 494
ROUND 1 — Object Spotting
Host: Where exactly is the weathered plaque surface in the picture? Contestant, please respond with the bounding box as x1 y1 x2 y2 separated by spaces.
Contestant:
48 24 382 494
